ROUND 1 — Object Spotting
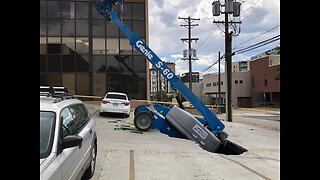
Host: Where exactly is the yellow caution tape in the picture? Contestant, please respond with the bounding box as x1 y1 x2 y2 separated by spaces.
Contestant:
73 95 217 109
74 95 102 99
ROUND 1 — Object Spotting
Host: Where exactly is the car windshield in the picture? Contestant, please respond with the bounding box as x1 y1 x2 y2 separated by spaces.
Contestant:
106 94 127 100
40 111 56 159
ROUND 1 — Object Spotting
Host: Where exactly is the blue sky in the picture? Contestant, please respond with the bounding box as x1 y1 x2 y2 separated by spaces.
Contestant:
147 0 280 76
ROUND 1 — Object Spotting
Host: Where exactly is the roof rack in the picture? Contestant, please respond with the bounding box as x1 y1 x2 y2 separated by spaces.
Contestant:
40 86 75 103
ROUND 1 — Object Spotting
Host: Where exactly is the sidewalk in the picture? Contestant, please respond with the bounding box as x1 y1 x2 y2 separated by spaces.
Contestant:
237 107 280 114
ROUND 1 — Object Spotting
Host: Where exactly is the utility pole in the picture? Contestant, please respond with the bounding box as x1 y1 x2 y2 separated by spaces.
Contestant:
179 16 200 92
224 9 233 122
212 0 241 122
218 51 221 114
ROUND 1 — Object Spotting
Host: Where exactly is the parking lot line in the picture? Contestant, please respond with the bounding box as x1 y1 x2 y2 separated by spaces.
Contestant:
129 150 135 180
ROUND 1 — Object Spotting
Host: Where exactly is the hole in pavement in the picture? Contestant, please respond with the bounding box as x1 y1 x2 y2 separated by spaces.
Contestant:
214 140 248 155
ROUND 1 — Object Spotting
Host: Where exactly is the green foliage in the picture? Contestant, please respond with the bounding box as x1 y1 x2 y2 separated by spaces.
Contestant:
155 91 174 102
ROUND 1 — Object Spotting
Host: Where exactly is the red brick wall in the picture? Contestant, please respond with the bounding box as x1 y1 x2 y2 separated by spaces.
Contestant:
250 56 280 93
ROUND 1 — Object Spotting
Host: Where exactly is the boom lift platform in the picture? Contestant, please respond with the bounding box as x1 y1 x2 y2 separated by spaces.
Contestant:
92 0 247 154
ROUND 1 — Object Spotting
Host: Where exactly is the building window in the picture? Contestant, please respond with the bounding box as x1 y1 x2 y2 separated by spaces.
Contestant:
235 80 238 84
221 81 223 85
40 1 148 100
252 77 254 88
264 75 268 86
275 66 280 80
239 80 243 84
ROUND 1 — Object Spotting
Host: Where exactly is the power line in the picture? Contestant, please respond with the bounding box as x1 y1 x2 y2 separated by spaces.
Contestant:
200 34 280 75
197 32 221 54
233 25 280 50
233 34 279 53
233 38 279 55
199 55 225 75
233 35 280 55
196 25 218 50
241 0 263 17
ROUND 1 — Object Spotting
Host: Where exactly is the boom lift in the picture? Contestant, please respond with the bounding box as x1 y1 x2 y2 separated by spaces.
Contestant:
92 0 246 154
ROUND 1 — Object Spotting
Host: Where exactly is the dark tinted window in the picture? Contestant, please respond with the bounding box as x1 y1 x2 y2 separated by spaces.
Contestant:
120 73 133 96
92 5 104 19
132 3 145 20
106 55 120 72
40 1 46 18
133 55 146 72
119 54 133 72
76 2 88 18
106 22 118 37
93 20 106 37
40 19 46 36
106 93 127 100
47 1 61 18
62 55 75 72
62 19 75 36
48 55 61 72
76 55 89 72
93 55 106 73
40 55 47 72
47 19 61 36
133 20 145 37
76 20 89 36
122 3 132 19
106 73 120 92
62 1 75 18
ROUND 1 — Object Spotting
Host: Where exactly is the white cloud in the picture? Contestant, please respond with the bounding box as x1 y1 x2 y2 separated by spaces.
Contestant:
170 54 183 59
148 0 280 75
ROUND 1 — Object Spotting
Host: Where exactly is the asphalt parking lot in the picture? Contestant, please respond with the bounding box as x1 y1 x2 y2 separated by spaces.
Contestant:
84 102 280 180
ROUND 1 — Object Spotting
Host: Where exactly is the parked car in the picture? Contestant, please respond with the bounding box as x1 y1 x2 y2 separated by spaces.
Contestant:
40 86 97 180
99 92 131 117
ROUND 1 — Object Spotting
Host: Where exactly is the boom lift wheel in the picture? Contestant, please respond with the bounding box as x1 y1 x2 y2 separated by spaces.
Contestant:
134 112 153 131
134 105 146 116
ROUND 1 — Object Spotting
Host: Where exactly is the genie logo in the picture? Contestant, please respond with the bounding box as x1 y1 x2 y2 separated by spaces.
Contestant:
136 40 153 60
193 124 208 139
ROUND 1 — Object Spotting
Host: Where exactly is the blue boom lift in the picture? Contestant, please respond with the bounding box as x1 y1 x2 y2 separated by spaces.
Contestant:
92 0 246 154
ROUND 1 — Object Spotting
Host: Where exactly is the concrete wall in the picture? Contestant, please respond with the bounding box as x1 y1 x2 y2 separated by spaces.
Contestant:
184 82 204 102
202 72 251 107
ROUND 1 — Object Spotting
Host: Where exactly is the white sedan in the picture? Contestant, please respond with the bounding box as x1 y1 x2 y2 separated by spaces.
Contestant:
99 92 131 117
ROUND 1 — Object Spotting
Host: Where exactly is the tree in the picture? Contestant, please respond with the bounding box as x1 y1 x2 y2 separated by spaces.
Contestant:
155 91 174 102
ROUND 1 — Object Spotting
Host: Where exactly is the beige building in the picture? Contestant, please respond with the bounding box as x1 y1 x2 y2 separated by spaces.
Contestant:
232 60 250 72
202 72 251 107
184 82 204 102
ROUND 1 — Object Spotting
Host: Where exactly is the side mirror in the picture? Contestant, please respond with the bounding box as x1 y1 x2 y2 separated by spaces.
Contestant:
62 135 82 149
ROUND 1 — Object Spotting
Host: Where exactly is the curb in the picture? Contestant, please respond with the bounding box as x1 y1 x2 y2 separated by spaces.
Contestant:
238 108 280 114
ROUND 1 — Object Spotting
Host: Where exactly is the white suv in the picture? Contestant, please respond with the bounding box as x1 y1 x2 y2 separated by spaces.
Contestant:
40 87 97 180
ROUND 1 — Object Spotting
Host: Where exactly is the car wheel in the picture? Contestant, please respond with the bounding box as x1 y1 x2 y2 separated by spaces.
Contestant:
82 141 97 179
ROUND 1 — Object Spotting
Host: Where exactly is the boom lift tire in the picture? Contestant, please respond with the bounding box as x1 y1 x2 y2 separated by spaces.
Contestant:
134 105 146 116
134 112 153 131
